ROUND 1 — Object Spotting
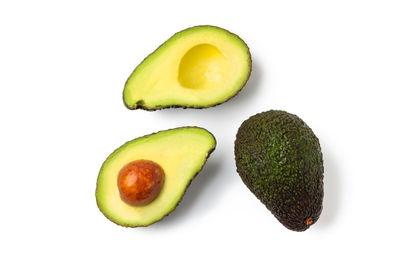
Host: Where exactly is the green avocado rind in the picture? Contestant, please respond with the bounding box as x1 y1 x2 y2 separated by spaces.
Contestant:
96 126 216 228
123 25 252 110
234 110 324 231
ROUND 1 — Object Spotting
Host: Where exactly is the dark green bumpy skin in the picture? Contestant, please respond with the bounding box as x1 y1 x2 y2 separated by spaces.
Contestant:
234 110 324 231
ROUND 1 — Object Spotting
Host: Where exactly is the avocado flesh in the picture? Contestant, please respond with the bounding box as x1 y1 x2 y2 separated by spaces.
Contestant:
96 127 216 227
234 110 324 231
123 25 251 110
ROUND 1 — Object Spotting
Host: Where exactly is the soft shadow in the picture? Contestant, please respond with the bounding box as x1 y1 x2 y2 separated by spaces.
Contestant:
316 145 341 228
221 58 263 109
146 154 223 230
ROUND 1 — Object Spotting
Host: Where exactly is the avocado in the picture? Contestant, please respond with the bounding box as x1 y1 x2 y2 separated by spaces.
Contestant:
123 25 251 110
234 110 324 231
96 127 216 227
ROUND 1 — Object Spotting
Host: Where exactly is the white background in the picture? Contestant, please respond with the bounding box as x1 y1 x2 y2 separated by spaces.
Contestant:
1 0 399 266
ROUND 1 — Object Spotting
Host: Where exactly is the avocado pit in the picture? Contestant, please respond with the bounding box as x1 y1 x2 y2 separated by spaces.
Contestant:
117 160 165 206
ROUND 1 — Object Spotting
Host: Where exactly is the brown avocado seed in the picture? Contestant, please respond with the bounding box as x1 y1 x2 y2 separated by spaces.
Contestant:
117 160 165 206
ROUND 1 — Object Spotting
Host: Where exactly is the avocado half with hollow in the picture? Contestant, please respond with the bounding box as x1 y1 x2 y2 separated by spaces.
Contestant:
123 25 252 110
96 127 216 227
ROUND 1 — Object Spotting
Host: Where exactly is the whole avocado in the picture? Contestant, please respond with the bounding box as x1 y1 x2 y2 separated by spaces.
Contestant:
234 110 324 231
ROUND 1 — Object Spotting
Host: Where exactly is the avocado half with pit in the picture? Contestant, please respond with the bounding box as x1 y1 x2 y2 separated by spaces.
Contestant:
123 25 252 110
96 127 216 227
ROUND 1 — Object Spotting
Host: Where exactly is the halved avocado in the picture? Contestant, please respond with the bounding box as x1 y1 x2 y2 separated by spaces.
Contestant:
96 127 216 227
123 25 252 110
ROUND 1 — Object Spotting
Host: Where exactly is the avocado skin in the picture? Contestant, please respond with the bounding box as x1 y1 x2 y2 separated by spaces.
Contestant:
234 110 324 231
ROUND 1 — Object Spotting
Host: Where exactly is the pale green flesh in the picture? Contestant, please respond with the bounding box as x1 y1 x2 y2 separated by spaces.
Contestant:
96 127 216 227
123 25 251 109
